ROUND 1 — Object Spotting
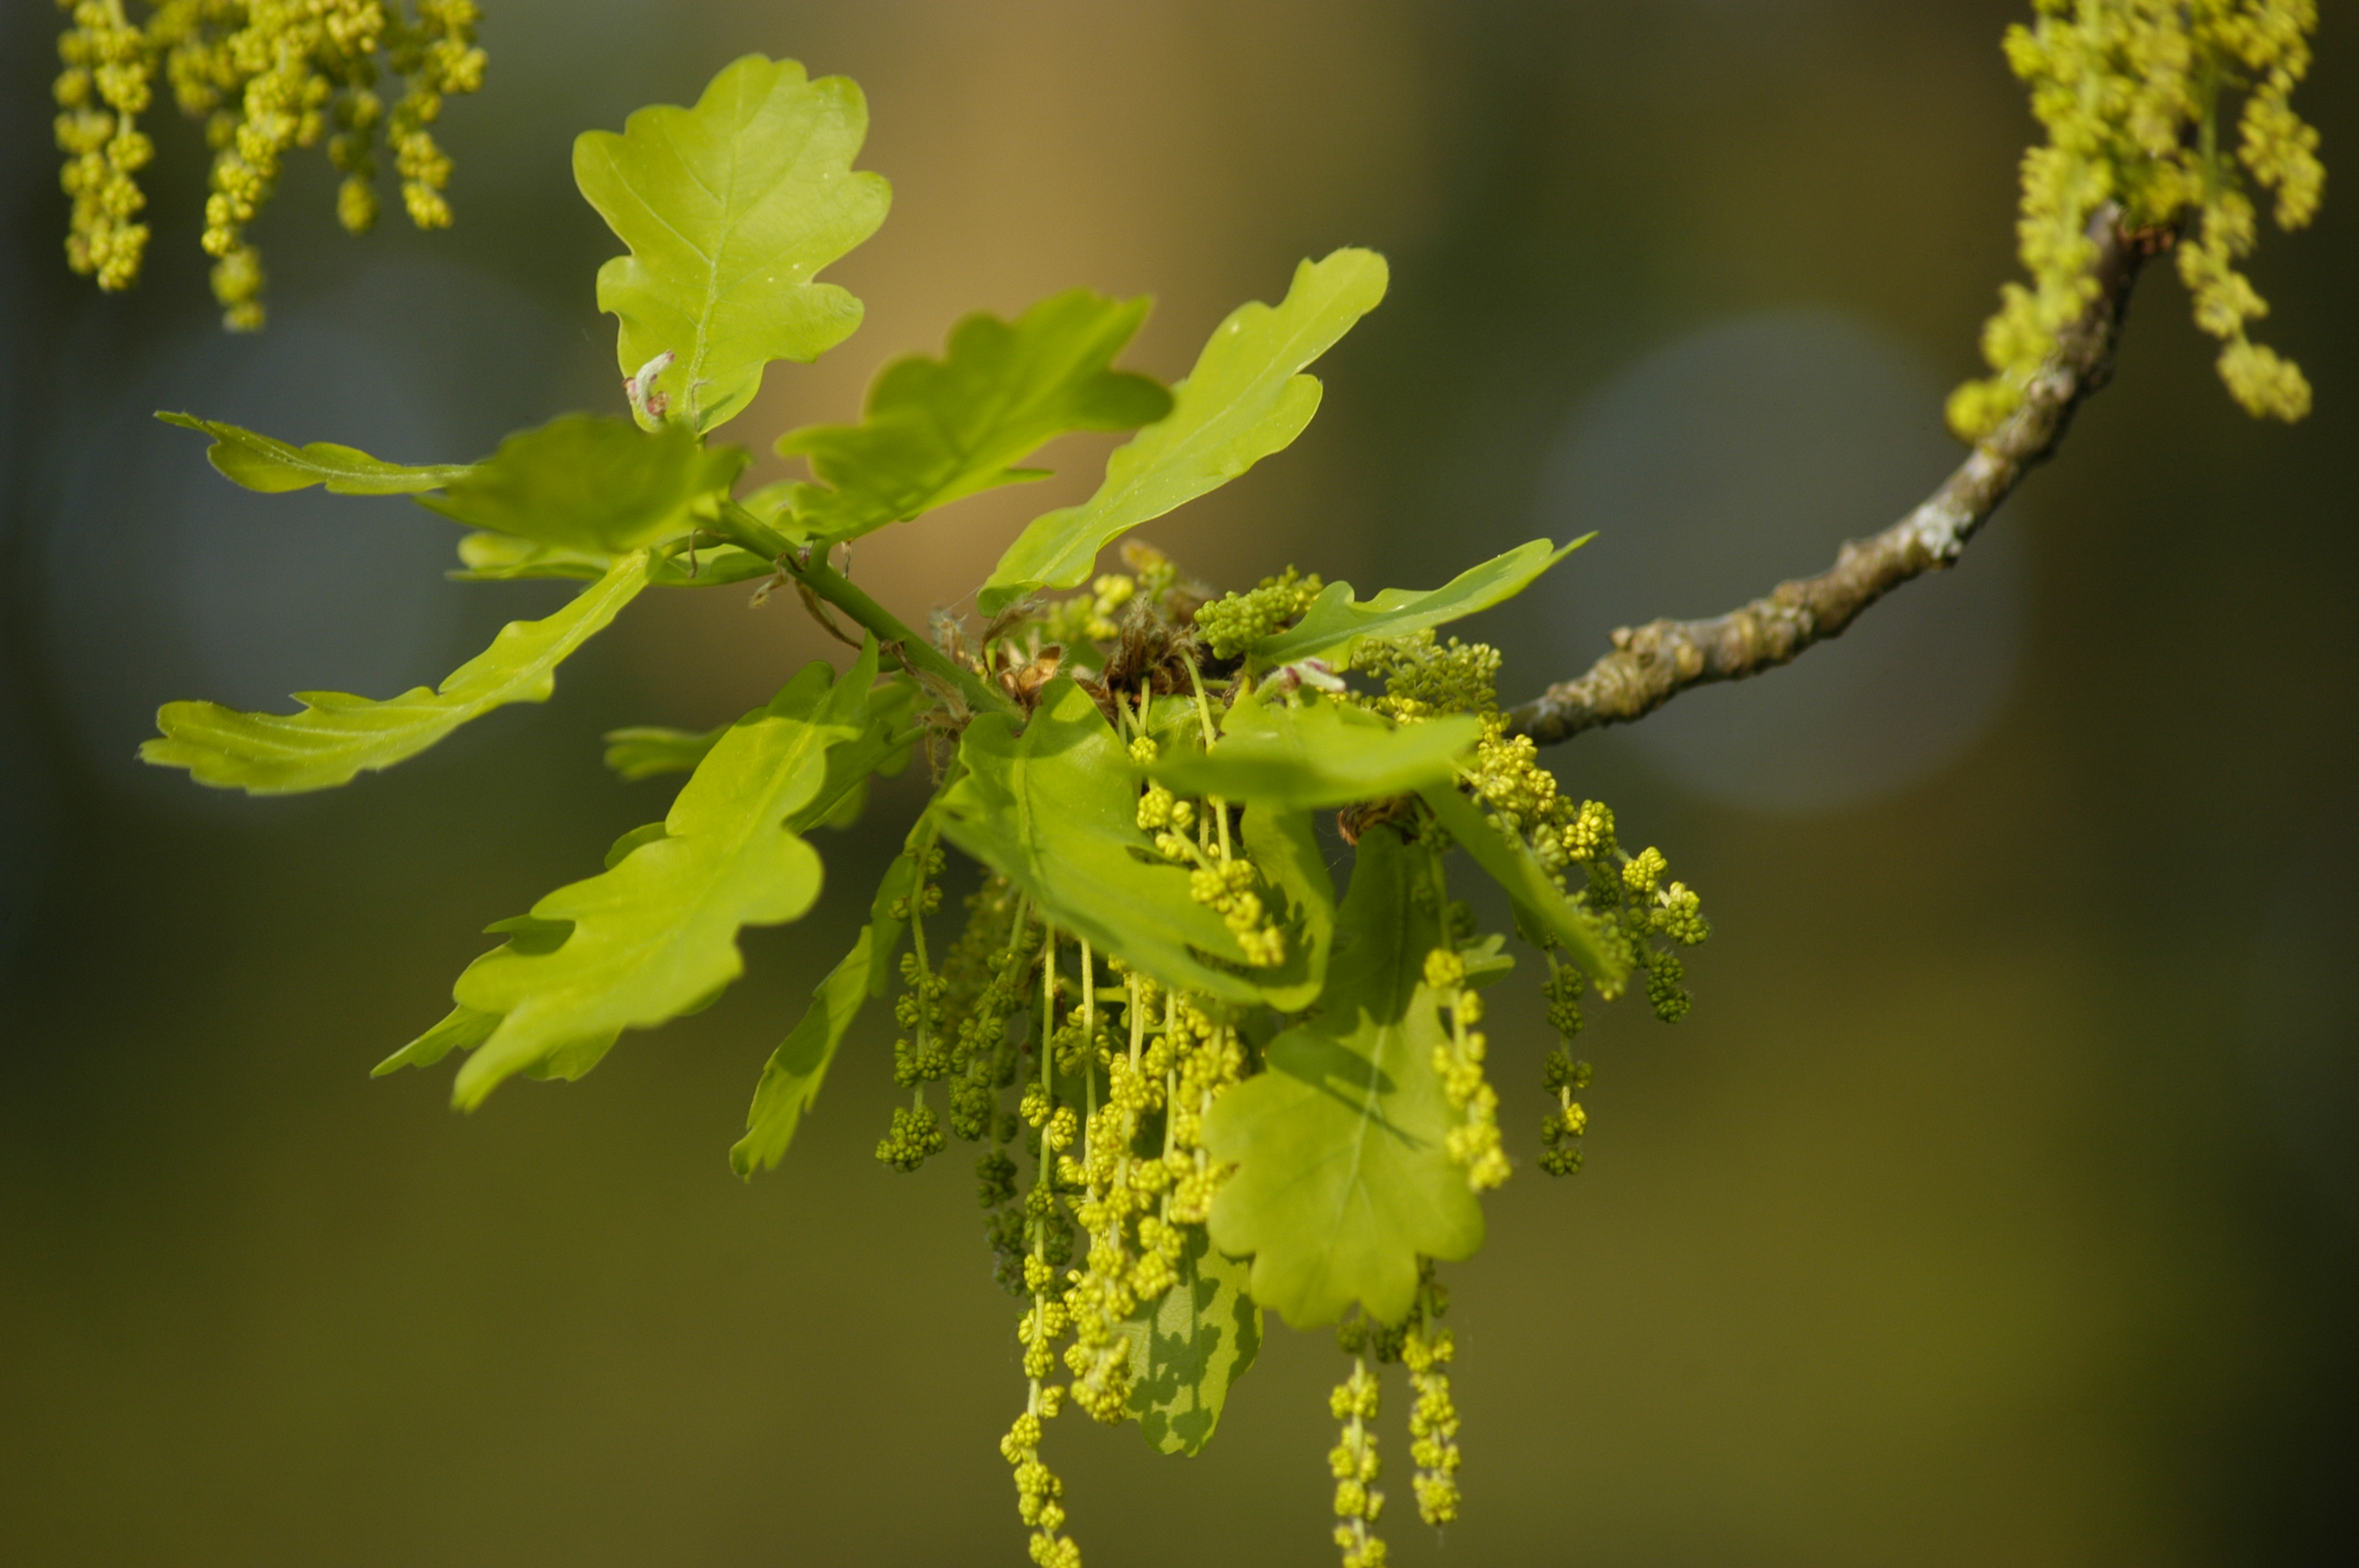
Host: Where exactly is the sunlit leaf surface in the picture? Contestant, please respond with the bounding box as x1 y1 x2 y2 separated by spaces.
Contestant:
1148 690 1479 811
1123 1227 1262 1455
980 249 1388 616
427 644 890 1107
576 54 891 433
157 412 475 494
603 723 729 782
1254 536 1588 669
937 679 1267 1002
1203 829 1482 1327
779 289 1170 544
420 415 747 554
142 552 652 794
1419 782 1624 984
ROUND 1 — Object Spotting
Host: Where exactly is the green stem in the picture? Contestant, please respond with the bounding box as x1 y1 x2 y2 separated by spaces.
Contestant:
714 502 1015 720
1179 652 1232 862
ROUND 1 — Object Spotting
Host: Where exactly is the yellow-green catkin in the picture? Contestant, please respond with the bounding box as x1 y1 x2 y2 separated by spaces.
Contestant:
1327 1352 1387 1568
50 2 487 328
1950 0 2321 437
1009 923 1082 1568
1134 677 1287 969
1060 963 1151 1424
1348 632 1710 1179
1538 959 1593 1178
1423 947 1509 1192
1193 566 1325 660
54 0 156 292
1401 1308 1461 1526
877 841 952 1171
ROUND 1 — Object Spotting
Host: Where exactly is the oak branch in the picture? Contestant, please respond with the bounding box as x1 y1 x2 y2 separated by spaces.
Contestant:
1507 208 2150 747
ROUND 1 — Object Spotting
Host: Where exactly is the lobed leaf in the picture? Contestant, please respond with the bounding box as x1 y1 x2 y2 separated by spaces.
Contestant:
778 289 1172 545
603 723 728 782
143 551 652 794
936 678 1267 1003
374 913 579 1078
575 54 892 434
1254 536 1591 669
1417 782 1624 985
450 532 612 583
1122 1226 1263 1456
427 642 896 1108
374 1004 499 1077
452 532 776 588
1148 691 1479 811
979 249 1389 617
420 414 749 554
730 844 920 1175
158 412 475 494
1203 828 1483 1327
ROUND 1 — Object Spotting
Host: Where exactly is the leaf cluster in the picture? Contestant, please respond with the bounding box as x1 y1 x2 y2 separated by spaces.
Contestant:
139 52 1707 1563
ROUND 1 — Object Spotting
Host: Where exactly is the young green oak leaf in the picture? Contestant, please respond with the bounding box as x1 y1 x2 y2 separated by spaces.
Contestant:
1147 690 1480 811
1204 827 1483 1327
142 551 652 794
776 289 1172 545
1254 536 1590 669
435 642 891 1109
604 722 729 782
1418 782 1624 985
373 914 578 1079
449 532 615 583
157 412 478 494
575 55 892 434
1121 1225 1263 1456
731 839 921 1175
420 414 750 554
452 533 775 587
937 677 1269 1004
375 1004 499 1078
978 249 1389 617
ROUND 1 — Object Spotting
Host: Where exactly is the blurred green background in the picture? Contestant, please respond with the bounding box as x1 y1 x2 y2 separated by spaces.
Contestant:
3 2 2354 1563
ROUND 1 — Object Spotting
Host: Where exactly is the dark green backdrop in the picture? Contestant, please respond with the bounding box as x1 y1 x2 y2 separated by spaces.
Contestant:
3 2 2353 1563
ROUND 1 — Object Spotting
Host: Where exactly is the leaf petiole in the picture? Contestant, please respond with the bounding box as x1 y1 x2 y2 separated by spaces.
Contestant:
711 499 1014 720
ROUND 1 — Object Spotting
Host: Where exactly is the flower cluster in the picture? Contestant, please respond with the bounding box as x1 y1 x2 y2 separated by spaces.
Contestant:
1134 735 1289 968
918 547 1713 1559
1537 1036 1592 1178
875 842 955 1171
1001 1403 1079 1568
54 1 155 292
1192 566 1325 660
1008 927 1085 1568
1950 0 2321 437
1037 572 1138 650
1356 634 1596 869
1401 1312 1460 1526
1347 630 1709 1189
1325 1352 1387 1568
1423 947 1508 1191
1189 860 1284 967
49 1 486 328
1055 969 1157 1425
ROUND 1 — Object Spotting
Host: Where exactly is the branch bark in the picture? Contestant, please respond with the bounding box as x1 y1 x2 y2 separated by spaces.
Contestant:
1506 207 2152 747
